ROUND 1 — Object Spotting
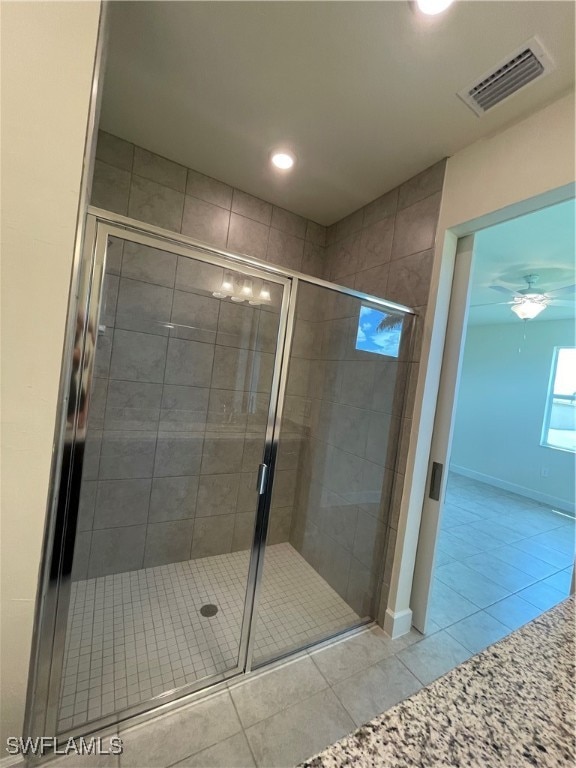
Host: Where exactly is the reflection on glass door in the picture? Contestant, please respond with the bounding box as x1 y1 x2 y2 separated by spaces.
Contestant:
252 281 412 666
58 229 286 732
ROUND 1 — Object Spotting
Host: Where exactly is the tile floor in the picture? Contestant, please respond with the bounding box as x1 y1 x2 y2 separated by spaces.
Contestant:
51 624 430 768
37 596 576 768
58 543 359 731
429 473 575 647
50 475 574 767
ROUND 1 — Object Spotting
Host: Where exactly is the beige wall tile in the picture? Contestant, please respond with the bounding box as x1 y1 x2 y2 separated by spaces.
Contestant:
391 192 442 261
271 205 307 238
128 174 185 231
181 194 230 248
398 159 446 210
96 130 134 171
231 188 272 225
92 160 130 214
186 169 233 209
387 248 434 307
133 146 187 192
227 212 269 259
266 227 304 271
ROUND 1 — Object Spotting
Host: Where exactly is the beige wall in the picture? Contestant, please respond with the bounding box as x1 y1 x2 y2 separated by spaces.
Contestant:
1 0 101 741
439 92 576 233
387 91 576 635
451 319 575 511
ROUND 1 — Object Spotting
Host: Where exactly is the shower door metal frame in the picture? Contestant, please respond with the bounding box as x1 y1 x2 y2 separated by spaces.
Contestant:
26 208 417 742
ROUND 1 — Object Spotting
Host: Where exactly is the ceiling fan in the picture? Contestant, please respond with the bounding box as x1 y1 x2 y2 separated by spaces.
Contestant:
477 273 575 320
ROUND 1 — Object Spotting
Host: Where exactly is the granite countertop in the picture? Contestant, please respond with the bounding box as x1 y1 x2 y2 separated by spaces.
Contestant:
301 597 575 768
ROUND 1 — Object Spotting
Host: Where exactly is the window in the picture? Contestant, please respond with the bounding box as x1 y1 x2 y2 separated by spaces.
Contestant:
541 347 576 452
355 305 402 358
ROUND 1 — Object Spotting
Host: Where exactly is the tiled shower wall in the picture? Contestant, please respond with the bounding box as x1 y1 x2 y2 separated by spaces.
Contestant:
277 284 410 617
74 244 289 579
75 130 328 579
83 130 446 613
323 160 447 611
91 131 327 276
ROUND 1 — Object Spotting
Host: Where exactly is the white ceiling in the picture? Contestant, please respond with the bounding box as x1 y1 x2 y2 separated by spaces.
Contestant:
468 198 576 325
100 1 575 225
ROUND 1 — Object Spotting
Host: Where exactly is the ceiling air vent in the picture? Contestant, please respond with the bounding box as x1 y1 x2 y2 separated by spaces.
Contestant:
458 38 555 116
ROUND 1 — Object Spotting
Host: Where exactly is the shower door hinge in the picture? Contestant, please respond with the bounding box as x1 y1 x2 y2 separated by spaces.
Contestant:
256 463 269 496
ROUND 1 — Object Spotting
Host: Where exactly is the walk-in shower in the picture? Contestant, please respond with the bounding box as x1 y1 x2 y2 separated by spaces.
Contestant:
26 211 415 738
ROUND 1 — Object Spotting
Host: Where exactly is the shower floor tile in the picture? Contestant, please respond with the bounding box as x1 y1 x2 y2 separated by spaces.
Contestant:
58 543 359 731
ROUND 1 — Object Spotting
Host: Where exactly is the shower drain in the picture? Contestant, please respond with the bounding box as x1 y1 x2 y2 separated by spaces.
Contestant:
200 604 218 617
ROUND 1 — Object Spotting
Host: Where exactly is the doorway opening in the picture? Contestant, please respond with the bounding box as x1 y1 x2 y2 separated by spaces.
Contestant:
418 199 575 650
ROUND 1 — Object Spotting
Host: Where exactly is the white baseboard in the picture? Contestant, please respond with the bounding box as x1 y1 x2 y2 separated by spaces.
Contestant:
383 607 413 639
450 464 574 515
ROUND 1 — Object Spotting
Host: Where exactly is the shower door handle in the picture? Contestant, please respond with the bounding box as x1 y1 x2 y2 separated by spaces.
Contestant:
256 463 269 496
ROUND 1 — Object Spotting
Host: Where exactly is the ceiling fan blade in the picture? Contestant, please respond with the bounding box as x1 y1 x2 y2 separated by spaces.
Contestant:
549 299 575 307
471 301 512 308
489 285 520 296
546 284 576 296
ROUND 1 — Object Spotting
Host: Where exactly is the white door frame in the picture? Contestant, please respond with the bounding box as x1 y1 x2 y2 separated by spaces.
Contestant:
411 235 475 633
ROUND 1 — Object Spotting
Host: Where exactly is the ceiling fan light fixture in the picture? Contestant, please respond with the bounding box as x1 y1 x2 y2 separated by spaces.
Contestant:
510 296 548 320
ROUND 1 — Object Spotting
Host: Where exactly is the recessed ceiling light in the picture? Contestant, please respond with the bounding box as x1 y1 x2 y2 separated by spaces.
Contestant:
415 0 454 15
271 151 295 170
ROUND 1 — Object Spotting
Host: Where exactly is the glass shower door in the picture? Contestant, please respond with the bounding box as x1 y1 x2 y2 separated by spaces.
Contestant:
252 280 413 665
57 225 288 732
